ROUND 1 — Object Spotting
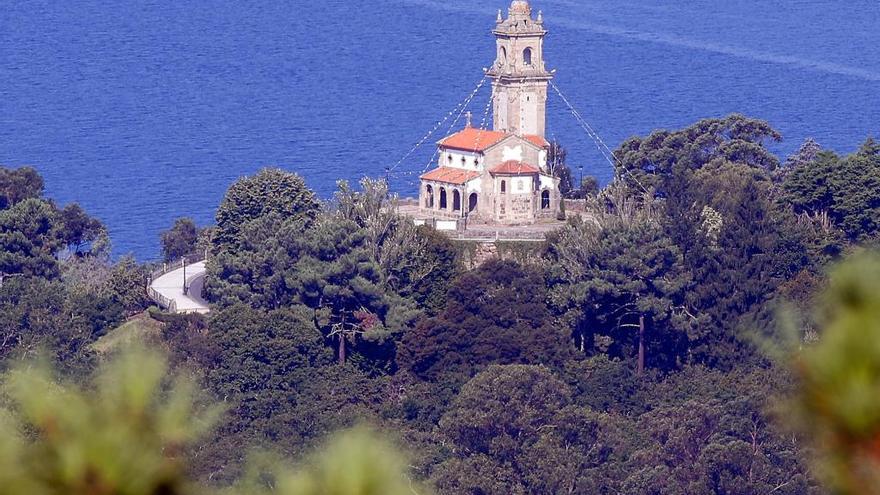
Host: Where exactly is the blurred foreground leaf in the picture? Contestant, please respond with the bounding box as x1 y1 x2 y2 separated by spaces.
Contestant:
0 347 222 495
791 251 880 494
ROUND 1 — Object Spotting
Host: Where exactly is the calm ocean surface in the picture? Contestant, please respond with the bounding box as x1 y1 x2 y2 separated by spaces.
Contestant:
1 0 878 259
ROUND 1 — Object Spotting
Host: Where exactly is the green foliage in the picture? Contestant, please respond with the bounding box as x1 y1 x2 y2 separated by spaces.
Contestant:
334 178 458 314
494 240 546 265
0 198 63 279
288 215 402 365
614 114 782 194
0 165 44 209
0 254 153 372
0 346 421 495
208 179 453 368
214 168 320 250
207 304 334 432
161 217 202 263
0 347 223 495
781 140 880 241
0 167 107 279
431 365 617 494
103 256 151 316
60 203 107 256
774 138 822 185
195 305 390 478
546 194 696 370
236 427 427 495
790 252 880 493
399 259 573 383
665 161 812 366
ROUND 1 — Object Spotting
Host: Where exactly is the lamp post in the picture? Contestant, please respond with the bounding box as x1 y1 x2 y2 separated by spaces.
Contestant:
182 256 188 296
578 165 584 196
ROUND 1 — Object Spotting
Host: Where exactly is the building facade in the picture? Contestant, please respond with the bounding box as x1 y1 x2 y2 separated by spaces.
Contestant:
419 0 560 225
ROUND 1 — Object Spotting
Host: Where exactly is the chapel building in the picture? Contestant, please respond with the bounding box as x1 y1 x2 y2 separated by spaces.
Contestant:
418 0 560 225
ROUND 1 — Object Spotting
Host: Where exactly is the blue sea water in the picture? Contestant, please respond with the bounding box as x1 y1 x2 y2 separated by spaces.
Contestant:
1 0 878 259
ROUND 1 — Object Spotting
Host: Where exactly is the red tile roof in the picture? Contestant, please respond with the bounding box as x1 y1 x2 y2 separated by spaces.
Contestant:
420 167 482 185
439 127 508 152
524 134 549 149
490 160 541 175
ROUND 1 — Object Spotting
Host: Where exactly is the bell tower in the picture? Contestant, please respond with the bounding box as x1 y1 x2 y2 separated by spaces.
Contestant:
488 0 553 138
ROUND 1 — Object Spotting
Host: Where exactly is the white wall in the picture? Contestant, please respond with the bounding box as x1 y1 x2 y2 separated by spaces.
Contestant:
519 91 538 136
436 220 458 231
439 149 483 171
514 176 534 192
466 177 482 194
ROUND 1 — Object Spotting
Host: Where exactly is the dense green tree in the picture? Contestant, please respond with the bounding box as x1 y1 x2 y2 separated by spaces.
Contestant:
0 198 63 279
386 225 458 315
432 365 605 495
0 275 122 373
0 166 43 209
161 217 202 262
399 260 573 383
210 212 412 367
208 179 450 368
59 203 107 256
0 167 107 280
672 162 811 365
103 256 152 315
614 114 782 194
208 304 334 431
214 168 320 250
604 365 816 495
546 193 696 372
781 141 880 241
198 305 389 480
289 215 412 367
333 178 458 314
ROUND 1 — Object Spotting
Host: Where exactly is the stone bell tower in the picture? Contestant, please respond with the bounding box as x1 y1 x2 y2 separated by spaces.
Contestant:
487 0 553 138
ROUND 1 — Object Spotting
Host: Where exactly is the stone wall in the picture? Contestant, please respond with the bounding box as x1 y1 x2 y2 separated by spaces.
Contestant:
456 239 546 269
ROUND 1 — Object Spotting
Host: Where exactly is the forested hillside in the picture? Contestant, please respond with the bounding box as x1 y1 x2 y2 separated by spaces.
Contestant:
3 114 880 494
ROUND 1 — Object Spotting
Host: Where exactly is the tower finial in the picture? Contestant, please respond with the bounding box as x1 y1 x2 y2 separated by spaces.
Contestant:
537 10 543 23
496 9 503 23
509 0 531 17
465 111 473 128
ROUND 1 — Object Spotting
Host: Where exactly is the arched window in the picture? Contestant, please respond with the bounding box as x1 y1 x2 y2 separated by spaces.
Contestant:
461 156 467 167
447 154 453 164
500 46 507 64
468 193 478 213
523 47 533 66
500 180 507 194
453 190 461 212
541 190 551 209
439 188 448 209
425 185 434 208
